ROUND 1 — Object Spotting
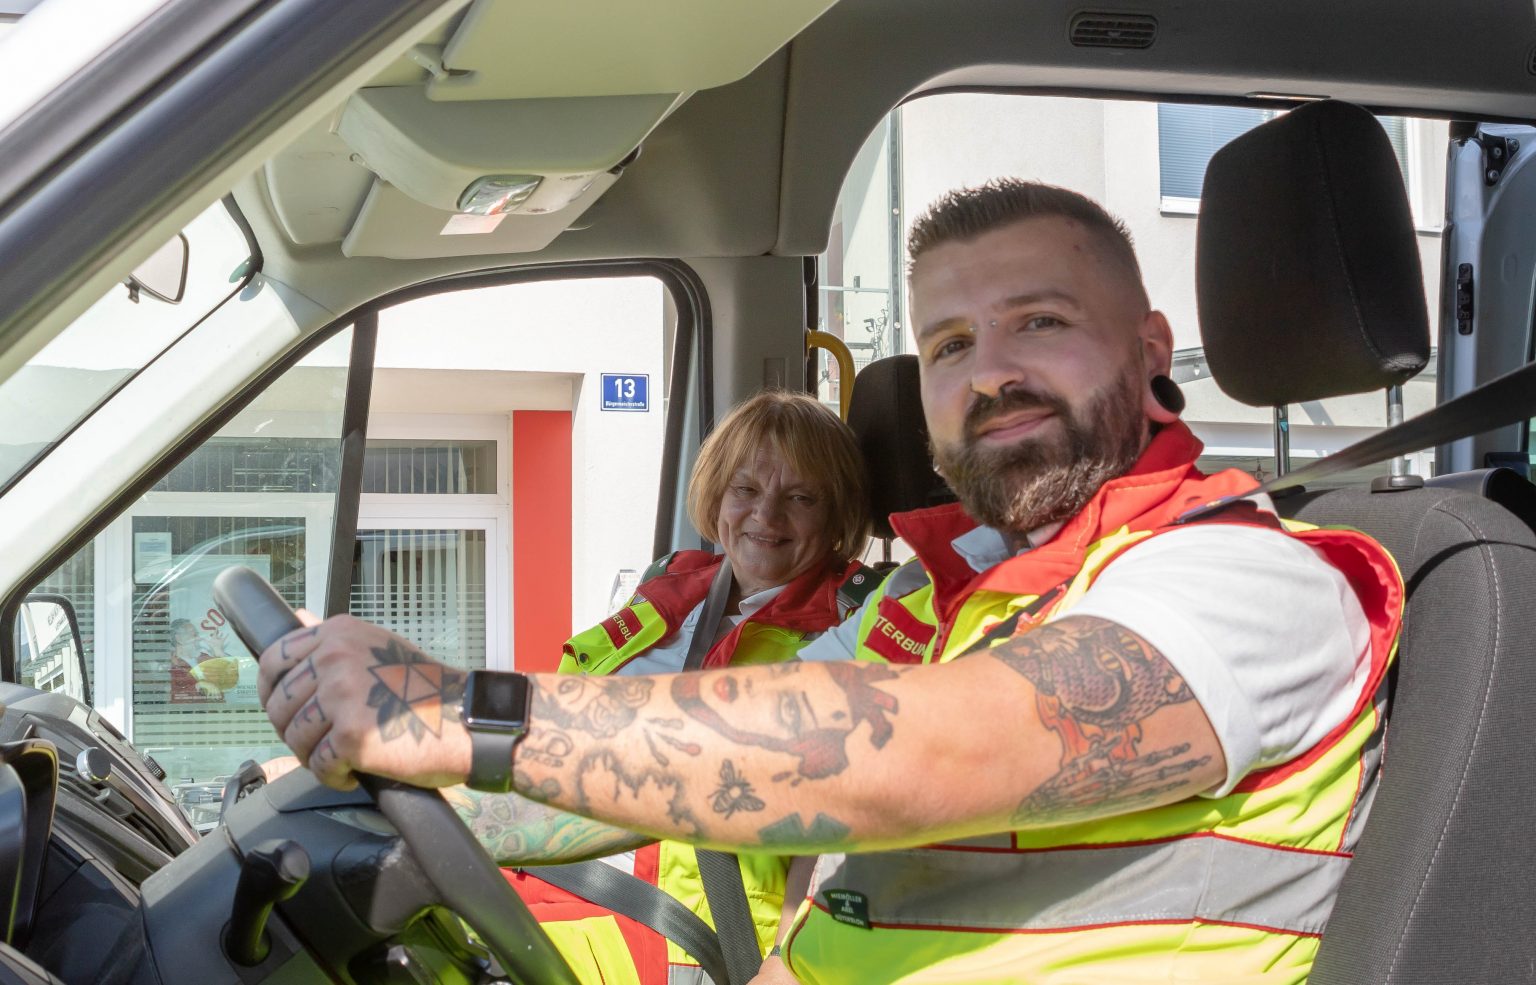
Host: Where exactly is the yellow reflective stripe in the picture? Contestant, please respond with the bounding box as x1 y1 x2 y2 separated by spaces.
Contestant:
809 831 1347 935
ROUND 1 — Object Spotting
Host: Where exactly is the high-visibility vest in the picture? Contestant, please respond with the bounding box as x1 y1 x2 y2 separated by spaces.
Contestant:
783 422 1404 985
511 552 880 985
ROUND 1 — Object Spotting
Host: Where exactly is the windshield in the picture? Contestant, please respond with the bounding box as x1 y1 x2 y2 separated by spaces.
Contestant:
0 200 254 492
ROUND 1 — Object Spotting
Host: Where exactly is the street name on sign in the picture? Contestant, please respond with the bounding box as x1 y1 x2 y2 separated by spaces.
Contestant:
600 373 649 412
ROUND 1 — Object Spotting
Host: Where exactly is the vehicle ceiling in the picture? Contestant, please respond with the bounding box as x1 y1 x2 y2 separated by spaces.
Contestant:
238 0 1536 318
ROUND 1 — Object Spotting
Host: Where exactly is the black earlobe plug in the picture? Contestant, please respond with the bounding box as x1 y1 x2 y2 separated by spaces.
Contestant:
1150 374 1185 414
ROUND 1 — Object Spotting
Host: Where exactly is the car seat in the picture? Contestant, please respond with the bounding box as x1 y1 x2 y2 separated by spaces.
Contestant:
844 353 955 567
1198 98 1536 983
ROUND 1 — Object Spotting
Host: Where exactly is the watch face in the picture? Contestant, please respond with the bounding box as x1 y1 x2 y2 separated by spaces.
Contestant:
465 672 530 731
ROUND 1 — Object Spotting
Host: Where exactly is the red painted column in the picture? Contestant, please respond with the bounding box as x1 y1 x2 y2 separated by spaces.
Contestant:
511 410 572 672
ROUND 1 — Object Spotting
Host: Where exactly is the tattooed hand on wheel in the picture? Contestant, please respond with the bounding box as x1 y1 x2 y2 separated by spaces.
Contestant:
258 613 473 790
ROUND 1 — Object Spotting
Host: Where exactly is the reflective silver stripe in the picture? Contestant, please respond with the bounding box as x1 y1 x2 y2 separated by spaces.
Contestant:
1341 680 1390 853
812 834 1350 936
668 964 715 985
882 559 931 600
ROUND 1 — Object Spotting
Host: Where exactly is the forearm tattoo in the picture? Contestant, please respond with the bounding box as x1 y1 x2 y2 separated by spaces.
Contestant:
989 616 1212 824
445 786 652 864
512 661 896 850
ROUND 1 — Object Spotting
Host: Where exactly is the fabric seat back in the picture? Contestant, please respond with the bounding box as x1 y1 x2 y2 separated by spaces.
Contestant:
1198 99 1536 981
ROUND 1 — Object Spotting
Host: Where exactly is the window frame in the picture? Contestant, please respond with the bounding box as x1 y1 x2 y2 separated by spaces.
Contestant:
0 258 713 687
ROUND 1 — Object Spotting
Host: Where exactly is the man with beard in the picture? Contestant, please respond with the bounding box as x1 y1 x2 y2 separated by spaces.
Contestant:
260 181 1402 984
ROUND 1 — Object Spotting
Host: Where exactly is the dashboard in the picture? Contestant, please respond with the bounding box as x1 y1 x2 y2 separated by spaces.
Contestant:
0 684 506 985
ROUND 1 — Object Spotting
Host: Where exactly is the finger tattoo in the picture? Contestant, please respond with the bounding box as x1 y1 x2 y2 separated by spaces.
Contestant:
278 627 319 665
297 697 327 727
312 737 339 770
281 656 318 701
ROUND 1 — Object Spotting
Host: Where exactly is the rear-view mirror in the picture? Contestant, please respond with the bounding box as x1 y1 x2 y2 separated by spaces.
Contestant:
125 232 189 304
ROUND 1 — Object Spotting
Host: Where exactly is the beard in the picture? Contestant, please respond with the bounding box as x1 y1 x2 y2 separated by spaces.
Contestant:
932 364 1147 535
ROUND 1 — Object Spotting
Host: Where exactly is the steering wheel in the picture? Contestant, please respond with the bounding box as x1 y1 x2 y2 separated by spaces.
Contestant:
211 566 580 985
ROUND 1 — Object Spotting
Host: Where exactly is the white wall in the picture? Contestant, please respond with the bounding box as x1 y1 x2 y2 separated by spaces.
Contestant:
376 276 667 633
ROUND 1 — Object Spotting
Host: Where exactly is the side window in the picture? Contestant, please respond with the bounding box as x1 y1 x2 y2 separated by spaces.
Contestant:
362 276 670 675
824 95 1447 496
19 272 677 827
24 332 349 827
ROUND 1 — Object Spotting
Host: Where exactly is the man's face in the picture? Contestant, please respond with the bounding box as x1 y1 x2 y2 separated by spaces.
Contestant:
911 215 1171 534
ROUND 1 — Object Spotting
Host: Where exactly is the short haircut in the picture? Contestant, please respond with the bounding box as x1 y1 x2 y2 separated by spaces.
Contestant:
687 391 870 562
907 179 1148 305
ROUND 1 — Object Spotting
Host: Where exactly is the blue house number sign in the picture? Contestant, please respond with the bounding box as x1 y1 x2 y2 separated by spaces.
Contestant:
601 373 649 412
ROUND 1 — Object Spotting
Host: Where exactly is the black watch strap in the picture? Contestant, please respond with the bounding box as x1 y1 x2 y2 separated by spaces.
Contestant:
468 730 521 793
463 670 531 793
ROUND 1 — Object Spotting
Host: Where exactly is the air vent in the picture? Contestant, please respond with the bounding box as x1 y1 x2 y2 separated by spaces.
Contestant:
1069 12 1157 49
1527 42 1536 76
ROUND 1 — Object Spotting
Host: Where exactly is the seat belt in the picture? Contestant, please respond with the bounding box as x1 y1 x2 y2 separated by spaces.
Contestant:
531 860 732 985
519 558 758 985
682 557 767 985
1180 357 1536 521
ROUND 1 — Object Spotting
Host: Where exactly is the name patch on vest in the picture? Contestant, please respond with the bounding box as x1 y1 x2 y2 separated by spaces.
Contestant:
866 596 936 664
600 606 641 649
822 889 872 930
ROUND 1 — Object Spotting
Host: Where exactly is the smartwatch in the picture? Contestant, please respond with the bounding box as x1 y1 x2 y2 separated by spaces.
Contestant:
461 670 533 792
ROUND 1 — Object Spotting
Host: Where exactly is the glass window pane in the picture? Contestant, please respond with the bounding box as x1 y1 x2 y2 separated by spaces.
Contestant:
361 439 497 494
350 528 487 670
129 516 307 793
1157 104 1270 200
0 201 253 491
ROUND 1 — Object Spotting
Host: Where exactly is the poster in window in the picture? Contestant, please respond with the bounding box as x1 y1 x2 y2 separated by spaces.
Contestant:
167 555 270 706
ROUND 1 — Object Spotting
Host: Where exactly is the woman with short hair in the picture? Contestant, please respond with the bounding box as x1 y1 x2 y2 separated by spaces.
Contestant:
476 390 877 985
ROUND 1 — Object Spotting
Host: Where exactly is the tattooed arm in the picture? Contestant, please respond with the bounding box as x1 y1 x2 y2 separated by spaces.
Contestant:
260 613 1226 853
442 786 654 864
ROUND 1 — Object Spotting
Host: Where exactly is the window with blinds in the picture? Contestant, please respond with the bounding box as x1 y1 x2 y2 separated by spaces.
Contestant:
129 515 307 786
350 528 488 670
1157 104 1272 204
361 439 496 495
1158 105 1412 210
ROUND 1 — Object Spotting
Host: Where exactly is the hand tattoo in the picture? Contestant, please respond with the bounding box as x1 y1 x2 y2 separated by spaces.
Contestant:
365 639 465 742
991 616 1212 824
709 760 765 818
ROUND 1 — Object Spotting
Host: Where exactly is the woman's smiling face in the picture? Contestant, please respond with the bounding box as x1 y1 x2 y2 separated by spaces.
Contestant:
716 445 831 597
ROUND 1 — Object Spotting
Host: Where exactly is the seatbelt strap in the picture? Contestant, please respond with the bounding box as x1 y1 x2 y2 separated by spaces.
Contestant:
532 861 732 985
680 557 764 985
515 561 745 983
1179 357 1536 522
682 556 735 672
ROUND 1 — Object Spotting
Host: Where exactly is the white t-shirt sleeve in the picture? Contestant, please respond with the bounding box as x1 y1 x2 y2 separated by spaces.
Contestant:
1063 524 1373 796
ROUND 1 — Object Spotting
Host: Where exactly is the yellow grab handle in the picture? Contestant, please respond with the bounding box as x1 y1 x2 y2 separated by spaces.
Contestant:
806 330 855 420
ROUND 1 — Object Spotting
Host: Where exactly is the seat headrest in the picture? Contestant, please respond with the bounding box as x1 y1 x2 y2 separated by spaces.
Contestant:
845 355 956 540
1196 99 1430 407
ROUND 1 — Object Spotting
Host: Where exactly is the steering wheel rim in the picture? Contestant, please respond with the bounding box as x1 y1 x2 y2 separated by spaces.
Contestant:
212 566 580 985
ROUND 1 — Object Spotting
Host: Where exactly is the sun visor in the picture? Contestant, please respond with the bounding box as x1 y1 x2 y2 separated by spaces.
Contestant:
337 86 679 215
428 0 840 100
340 173 620 260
